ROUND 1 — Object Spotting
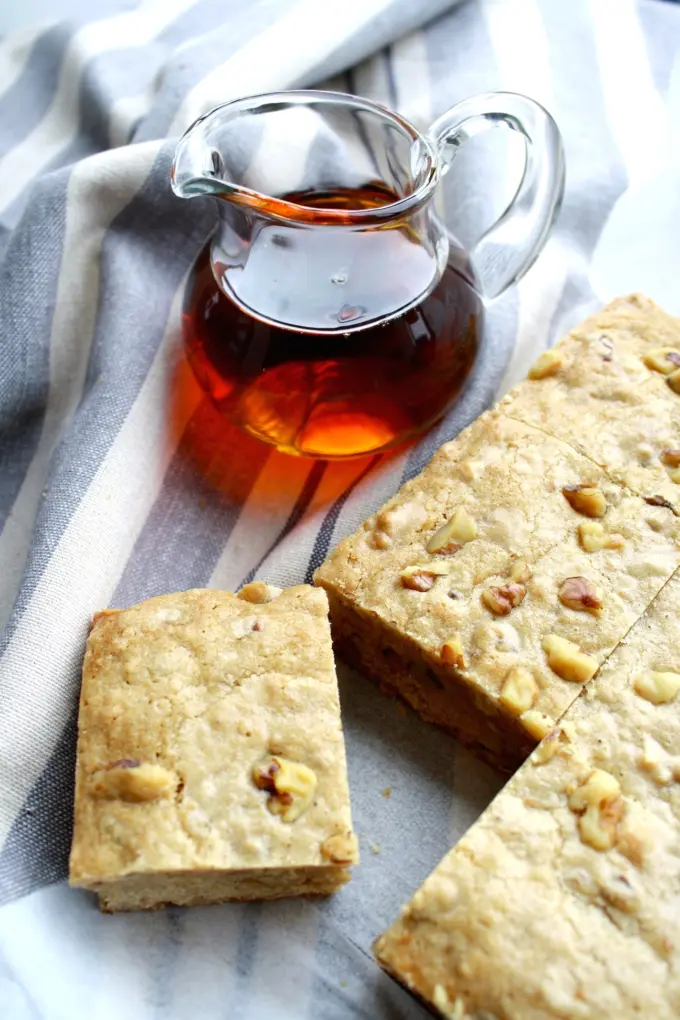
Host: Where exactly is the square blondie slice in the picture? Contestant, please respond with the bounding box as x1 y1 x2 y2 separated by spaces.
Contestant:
500 293 680 511
69 584 358 912
374 570 680 1020
315 411 680 771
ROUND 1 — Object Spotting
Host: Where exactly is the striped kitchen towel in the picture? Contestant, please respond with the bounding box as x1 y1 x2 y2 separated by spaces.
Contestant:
1 1 679 1018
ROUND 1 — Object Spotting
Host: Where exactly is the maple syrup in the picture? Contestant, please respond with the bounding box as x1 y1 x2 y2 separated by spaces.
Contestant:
182 184 483 459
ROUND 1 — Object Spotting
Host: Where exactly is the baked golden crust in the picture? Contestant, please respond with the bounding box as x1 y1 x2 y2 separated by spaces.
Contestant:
374 569 680 1020
315 311 680 764
68 585 357 911
500 293 680 511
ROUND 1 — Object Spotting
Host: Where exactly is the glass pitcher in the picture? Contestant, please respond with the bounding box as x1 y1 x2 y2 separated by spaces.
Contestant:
171 90 564 459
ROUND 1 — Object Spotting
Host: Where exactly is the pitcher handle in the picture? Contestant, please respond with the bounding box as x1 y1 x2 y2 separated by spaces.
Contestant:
428 91 565 300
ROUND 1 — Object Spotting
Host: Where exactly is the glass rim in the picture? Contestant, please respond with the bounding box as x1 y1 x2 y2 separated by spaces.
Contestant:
175 89 441 225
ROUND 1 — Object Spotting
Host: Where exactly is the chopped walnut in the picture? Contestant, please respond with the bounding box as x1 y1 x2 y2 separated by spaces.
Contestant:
375 510 393 533
532 730 560 765
642 347 680 374
521 709 554 741
644 495 676 511
400 563 449 591
440 636 466 669
509 559 532 584
237 581 282 604
558 576 603 614
481 582 526 616
660 449 680 468
431 986 458 1015
528 348 563 379
633 670 680 705
542 633 598 683
667 369 680 395
562 484 607 518
371 530 392 550
532 724 575 766
568 769 624 850
253 756 317 823
374 509 400 537
320 831 358 865
426 508 477 554
578 521 625 553
458 459 476 482
499 667 538 716
91 761 176 802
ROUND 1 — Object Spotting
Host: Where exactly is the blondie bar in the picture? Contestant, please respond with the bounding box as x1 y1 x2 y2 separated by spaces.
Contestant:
500 293 680 511
69 584 357 911
315 404 680 770
374 569 680 1020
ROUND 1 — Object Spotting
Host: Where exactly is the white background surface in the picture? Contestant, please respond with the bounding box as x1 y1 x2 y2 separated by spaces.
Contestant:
1 1 86 35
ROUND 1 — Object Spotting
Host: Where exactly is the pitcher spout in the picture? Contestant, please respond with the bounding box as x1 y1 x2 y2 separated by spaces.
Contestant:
171 116 232 199
171 100 265 200
170 91 447 334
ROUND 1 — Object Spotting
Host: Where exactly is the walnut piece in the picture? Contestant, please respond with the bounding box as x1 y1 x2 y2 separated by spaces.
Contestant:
320 831 358 865
542 633 598 683
532 730 560 765
644 495 676 511
499 667 538 716
642 347 680 374
431 985 449 1012
509 558 532 583
562 484 607 518
660 449 680 468
252 755 317 822
558 576 603 614
667 369 680 395
432 986 467 1017
521 709 555 741
426 508 477 554
634 670 680 705
440 636 466 669
532 724 575 766
237 581 282 604
458 459 476 482
481 582 526 616
375 509 395 534
528 348 563 379
91 761 176 802
400 563 449 591
568 769 624 850
578 521 625 553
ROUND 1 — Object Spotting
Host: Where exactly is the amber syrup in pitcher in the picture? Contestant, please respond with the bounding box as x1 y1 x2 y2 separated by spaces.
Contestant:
183 183 483 459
